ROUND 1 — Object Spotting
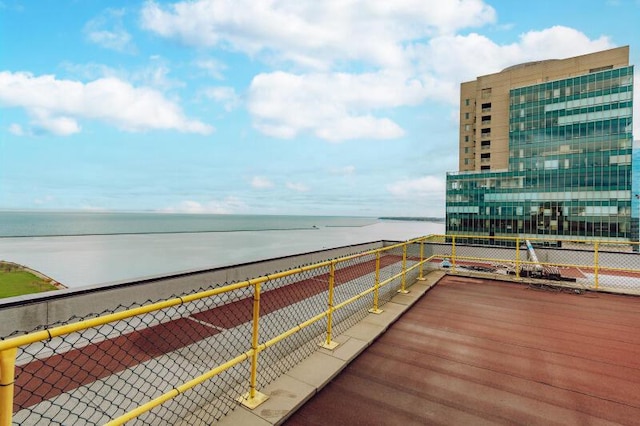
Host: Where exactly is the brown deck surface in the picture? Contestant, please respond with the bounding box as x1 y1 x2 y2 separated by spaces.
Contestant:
286 275 640 425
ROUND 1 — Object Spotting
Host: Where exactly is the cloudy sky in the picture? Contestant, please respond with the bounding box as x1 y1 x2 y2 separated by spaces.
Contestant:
1 0 638 217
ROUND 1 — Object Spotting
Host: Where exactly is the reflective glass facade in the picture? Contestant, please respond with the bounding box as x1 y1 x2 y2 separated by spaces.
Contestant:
446 66 635 241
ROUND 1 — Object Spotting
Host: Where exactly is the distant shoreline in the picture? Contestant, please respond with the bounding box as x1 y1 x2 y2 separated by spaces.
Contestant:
0 226 328 239
0 211 379 238
379 217 445 223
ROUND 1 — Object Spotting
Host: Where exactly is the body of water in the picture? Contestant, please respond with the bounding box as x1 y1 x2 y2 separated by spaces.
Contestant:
0 211 377 237
0 211 444 289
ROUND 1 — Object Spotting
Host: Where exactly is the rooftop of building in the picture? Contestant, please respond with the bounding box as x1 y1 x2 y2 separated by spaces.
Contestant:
463 45 630 83
501 58 560 72
220 271 640 425
5 237 640 425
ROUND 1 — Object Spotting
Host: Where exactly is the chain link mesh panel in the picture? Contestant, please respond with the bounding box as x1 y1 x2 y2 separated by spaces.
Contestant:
4 242 425 425
15 235 640 425
11 283 257 425
427 235 640 294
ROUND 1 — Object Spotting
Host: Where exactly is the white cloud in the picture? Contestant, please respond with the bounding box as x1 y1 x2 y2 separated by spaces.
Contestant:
330 165 356 176
251 176 274 189
84 9 135 53
31 110 81 135
60 62 120 81
141 0 496 69
195 58 226 79
516 26 612 58
286 182 309 192
245 26 615 141
204 86 241 111
411 26 614 103
160 197 247 214
0 71 213 135
141 2 622 143
248 71 425 141
132 60 185 90
8 123 26 136
34 195 55 205
61 59 184 91
387 176 446 198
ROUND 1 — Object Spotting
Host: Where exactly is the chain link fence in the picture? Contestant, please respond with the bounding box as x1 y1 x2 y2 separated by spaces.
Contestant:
426 235 640 294
1 240 425 425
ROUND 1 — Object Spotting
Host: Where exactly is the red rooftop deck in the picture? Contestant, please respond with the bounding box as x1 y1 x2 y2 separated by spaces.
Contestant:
286 275 640 425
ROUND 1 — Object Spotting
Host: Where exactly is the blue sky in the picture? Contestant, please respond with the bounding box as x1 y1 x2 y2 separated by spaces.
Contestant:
1 0 639 217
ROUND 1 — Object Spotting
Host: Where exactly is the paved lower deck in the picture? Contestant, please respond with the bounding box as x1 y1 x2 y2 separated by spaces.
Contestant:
285 275 640 425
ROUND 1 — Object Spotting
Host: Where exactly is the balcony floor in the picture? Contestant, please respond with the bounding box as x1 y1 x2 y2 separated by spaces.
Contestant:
285 275 640 425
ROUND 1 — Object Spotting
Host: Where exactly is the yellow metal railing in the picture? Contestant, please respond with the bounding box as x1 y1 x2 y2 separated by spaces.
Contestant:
5 233 638 424
430 234 640 294
0 237 436 426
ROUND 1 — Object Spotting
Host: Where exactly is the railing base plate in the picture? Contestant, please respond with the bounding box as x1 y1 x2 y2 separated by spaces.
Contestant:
319 340 339 350
238 391 269 409
368 308 384 314
397 289 410 294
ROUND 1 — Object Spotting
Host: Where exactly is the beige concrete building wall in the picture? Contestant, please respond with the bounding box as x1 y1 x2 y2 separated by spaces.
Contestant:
459 81 476 171
457 46 630 172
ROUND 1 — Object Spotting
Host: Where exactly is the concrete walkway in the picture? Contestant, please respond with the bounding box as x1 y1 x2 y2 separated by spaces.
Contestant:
217 271 444 426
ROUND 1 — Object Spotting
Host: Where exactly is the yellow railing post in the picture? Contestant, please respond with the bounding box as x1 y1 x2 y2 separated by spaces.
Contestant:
0 348 17 426
417 241 426 281
239 282 268 409
515 237 520 279
594 242 600 290
451 236 457 273
320 261 339 349
397 244 409 294
369 252 383 314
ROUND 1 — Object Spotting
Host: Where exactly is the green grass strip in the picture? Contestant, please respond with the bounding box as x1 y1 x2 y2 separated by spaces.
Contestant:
0 262 58 298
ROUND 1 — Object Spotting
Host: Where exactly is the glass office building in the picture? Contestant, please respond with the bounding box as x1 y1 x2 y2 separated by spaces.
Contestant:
446 62 634 241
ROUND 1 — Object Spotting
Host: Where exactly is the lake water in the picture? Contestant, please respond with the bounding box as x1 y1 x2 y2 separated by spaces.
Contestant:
0 211 379 237
0 212 444 289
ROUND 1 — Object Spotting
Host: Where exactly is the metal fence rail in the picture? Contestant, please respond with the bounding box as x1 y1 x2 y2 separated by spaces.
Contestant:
4 234 637 425
427 234 640 294
0 238 433 425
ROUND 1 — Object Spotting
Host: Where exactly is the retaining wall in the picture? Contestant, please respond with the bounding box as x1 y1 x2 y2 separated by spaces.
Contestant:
0 241 383 337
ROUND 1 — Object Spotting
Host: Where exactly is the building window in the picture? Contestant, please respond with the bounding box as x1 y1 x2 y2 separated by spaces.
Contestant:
465 112 470 119
464 147 469 153
481 153 490 159
481 102 491 112
464 135 469 142
465 124 471 131
464 158 469 165
465 98 470 106
481 88 492 99
481 165 490 170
